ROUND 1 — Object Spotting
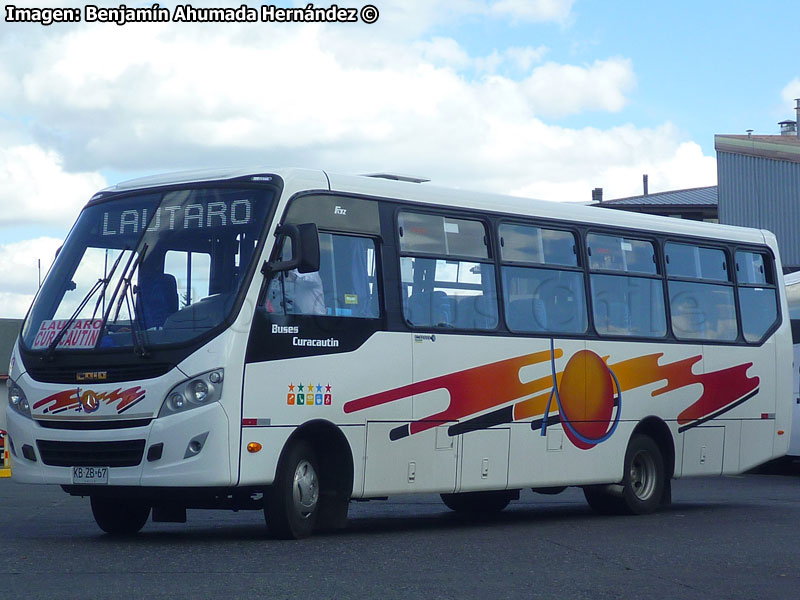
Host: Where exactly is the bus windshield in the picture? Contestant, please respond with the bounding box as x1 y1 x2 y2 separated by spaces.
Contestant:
21 186 274 353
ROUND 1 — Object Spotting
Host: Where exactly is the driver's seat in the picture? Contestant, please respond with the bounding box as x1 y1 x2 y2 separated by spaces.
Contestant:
137 273 179 328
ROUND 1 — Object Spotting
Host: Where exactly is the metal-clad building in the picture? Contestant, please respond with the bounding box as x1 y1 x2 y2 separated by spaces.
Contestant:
716 129 800 270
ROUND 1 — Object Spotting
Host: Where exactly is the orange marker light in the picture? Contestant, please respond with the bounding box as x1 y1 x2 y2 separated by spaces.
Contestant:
247 442 263 453
778 430 785 436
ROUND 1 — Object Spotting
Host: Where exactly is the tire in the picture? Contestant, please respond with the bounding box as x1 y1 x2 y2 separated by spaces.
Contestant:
90 496 150 535
265 440 320 539
583 433 665 516
583 485 626 515
440 490 513 514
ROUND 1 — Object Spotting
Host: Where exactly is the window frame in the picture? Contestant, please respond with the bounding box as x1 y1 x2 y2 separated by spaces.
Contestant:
498 219 587 336
663 239 740 342
396 208 499 332
317 230 383 319
267 228 384 320
733 247 780 344
586 232 659 276
584 230 667 339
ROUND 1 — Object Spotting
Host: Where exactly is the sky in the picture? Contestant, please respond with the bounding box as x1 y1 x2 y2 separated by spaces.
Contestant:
1 0 799 318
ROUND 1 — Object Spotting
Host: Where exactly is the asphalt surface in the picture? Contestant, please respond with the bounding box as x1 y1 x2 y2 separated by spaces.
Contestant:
2 473 799 599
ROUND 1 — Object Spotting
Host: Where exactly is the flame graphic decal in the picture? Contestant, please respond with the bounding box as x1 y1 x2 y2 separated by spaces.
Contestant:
343 348 759 447
33 386 147 415
344 349 560 440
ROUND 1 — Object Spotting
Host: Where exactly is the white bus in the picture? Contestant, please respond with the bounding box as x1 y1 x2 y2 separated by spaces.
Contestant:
783 271 800 456
5 168 793 538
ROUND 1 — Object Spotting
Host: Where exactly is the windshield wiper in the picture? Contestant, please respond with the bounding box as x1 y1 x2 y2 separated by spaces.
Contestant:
44 245 131 359
44 278 105 359
93 247 129 318
110 244 150 357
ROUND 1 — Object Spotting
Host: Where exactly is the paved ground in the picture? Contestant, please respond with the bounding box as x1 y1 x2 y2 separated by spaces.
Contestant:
1 473 799 599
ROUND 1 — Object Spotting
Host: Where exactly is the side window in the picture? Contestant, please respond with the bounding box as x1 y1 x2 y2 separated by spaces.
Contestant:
266 233 380 318
499 224 586 334
399 212 497 330
666 242 736 341
666 242 728 281
587 234 665 337
736 250 777 342
500 223 577 266
588 233 656 274
398 212 486 257
319 234 379 317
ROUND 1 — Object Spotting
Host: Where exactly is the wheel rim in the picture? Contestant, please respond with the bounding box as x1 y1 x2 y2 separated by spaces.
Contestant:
292 459 319 519
630 450 657 501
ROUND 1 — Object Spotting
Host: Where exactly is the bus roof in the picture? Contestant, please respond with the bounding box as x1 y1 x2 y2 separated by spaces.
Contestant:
101 166 770 247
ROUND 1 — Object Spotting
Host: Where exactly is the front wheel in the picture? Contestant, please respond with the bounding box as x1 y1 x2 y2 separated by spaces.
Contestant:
265 440 320 539
90 496 150 535
584 433 665 515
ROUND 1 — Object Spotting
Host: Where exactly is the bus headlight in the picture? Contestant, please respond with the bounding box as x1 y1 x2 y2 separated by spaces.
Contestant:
168 393 186 411
8 380 31 419
189 380 209 403
158 369 224 418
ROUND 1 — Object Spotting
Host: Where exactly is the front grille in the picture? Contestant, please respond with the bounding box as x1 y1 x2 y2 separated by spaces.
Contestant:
36 439 146 467
36 419 152 431
26 362 173 384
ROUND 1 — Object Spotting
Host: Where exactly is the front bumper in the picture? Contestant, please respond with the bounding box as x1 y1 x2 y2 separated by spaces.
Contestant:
6 401 232 487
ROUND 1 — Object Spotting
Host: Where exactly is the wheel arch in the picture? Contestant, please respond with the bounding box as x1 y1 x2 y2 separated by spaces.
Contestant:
281 419 355 500
633 416 675 479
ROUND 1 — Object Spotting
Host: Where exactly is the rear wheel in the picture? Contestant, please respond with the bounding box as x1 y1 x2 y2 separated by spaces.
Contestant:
265 440 320 539
441 490 513 514
584 434 665 515
90 496 150 535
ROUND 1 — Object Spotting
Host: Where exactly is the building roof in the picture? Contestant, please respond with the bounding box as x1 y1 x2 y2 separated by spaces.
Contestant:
715 134 800 163
594 185 718 208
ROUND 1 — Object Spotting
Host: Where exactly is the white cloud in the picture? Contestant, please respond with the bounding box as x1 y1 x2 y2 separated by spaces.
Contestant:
475 45 549 74
781 78 800 107
415 37 472 70
521 58 636 118
0 143 106 226
592 141 717 200
0 24 639 172
506 46 550 71
474 122 716 202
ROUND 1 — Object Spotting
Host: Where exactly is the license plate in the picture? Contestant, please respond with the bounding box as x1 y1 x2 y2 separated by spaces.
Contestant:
71 466 108 484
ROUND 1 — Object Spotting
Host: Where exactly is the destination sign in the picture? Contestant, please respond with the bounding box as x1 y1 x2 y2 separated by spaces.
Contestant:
32 319 103 350
101 198 253 236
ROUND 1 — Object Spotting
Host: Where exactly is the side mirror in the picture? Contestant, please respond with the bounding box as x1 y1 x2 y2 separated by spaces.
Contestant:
263 223 320 275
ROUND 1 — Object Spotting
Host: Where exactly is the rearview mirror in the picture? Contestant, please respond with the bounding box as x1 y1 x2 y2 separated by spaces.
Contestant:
263 222 320 275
